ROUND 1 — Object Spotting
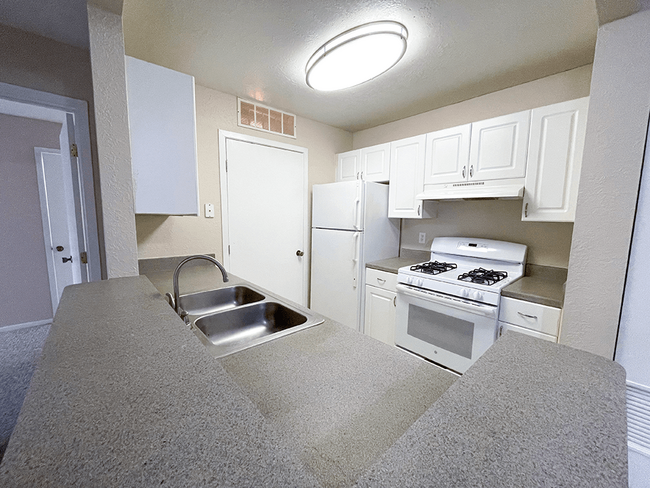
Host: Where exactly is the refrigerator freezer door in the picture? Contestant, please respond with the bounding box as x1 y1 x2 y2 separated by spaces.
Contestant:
312 181 364 231
310 227 362 330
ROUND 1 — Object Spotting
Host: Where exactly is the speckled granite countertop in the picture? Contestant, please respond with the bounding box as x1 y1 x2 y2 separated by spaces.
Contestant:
502 265 568 308
1 265 627 487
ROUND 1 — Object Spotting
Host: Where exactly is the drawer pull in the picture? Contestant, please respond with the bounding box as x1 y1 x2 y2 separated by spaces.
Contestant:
518 311 538 320
377 278 386 284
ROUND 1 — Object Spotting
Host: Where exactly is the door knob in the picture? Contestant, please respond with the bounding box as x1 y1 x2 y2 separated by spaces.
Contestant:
296 250 304 257
56 246 64 252
62 256 73 263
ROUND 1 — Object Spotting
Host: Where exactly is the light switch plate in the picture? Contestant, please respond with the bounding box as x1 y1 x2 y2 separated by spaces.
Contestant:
205 203 215 218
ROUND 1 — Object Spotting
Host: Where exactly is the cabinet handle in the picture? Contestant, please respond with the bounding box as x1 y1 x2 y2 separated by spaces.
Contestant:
469 165 473 178
361 171 364 180
357 172 360 179
377 278 386 284
417 204 421 216
462 166 466 178
393 296 396 307
524 202 528 218
517 311 538 320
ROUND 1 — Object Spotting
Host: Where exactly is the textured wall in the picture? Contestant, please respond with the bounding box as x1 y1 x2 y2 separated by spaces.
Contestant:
562 10 650 358
0 114 62 327
352 66 591 266
135 85 352 260
87 4 138 278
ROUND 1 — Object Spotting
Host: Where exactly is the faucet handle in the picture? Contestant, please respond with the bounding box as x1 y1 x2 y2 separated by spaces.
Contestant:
164 292 176 309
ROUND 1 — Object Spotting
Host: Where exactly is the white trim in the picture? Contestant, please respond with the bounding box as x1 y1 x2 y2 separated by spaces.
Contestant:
0 81 101 281
0 319 52 333
218 129 310 306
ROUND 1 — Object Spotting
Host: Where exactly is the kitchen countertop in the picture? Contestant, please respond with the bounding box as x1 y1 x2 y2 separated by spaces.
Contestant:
0 266 627 487
366 256 424 274
502 265 568 308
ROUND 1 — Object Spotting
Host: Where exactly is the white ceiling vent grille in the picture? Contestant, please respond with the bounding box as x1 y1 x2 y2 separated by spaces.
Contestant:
237 98 296 138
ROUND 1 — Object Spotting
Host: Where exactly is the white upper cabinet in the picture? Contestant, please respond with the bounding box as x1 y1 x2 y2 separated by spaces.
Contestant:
469 110 530 181
424 124 471 185
125 56 199 215
522 97 589 222
360 143 391 182
337 150 360 181
388 135 430 218
336 143 390 182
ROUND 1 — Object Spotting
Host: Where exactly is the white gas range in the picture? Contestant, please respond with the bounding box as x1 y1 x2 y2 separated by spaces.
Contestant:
395 237 527 374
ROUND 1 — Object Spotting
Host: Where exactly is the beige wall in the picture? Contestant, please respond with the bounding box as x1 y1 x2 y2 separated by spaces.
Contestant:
562 9 650 358
401 201 574 268
352 66 591 266
136 84 352 260
0 114 62 327
0 22 106 279
87 4 139 278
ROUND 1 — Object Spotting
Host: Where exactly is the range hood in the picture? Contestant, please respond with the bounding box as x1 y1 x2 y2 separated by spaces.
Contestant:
417 179 525 200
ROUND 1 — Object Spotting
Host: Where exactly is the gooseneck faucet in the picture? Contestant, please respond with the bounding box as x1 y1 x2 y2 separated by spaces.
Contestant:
172 255 229 321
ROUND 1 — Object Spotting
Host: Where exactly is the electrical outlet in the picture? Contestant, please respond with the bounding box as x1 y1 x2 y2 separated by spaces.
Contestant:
419 232 426 244
205 203 215 218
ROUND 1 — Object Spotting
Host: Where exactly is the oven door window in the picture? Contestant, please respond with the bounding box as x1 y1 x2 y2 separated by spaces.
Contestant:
407 304 474 359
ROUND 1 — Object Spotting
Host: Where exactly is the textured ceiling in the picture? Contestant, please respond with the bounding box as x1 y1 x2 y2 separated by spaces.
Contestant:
122 0 599 132
0 0 599 133
0 0 90 49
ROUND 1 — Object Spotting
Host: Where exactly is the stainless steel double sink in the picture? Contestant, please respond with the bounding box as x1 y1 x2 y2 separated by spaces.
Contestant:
178 284 324 358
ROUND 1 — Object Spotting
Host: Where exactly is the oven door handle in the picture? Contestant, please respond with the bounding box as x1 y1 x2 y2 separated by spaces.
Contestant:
396 284 497 318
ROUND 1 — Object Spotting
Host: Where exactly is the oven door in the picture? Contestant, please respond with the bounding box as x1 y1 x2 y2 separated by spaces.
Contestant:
395 283 498 374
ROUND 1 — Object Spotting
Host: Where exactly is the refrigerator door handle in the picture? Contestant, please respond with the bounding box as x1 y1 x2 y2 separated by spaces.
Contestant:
353 181 362 230
352 233 360 288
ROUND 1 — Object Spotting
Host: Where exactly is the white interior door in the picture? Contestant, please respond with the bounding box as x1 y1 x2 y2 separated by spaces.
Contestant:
222 134 308 305
35 148 82 309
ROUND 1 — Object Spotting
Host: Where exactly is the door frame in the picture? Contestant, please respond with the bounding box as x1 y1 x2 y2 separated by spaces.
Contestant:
218 130 309 306
0 81 101 282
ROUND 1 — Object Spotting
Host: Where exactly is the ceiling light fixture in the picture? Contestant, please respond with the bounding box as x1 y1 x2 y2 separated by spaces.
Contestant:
305 21 408 92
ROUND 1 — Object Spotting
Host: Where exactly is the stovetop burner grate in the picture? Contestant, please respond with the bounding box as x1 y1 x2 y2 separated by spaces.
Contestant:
410 261 457 275
458 267 508 286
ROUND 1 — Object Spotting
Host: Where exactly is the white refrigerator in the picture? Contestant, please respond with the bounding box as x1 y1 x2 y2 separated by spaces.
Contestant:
310 180 400 331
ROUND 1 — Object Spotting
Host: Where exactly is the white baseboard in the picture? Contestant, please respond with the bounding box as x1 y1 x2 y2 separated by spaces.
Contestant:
0 319 52 333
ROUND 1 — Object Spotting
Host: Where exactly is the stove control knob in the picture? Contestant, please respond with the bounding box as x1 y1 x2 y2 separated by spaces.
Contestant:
460 288 470 298
472 290 483 301
417 278 424 287
407 276 414 285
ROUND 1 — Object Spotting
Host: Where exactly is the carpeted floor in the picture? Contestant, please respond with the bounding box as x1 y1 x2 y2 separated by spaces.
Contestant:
0 323 51 462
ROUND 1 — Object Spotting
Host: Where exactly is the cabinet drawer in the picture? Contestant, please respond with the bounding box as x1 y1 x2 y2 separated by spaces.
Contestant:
499 321 557 343
366 268 397 291
499 297 561 336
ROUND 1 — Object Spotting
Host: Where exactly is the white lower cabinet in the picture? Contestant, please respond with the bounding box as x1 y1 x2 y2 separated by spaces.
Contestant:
498 296 561 342
364 268 397 345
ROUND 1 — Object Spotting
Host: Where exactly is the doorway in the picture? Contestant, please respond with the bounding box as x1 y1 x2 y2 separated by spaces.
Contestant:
219 130 309 306
0 82 100 328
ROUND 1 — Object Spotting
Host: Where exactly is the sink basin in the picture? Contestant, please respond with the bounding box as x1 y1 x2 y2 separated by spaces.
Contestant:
192 300 323 358
179 285 265 316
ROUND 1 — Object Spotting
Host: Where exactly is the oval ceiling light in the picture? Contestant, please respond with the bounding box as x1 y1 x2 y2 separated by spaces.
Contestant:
306 21 408 92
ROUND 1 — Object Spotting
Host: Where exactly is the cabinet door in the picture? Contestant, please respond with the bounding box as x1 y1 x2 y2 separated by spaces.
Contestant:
364 285 397 345
126 56 199 215
523 97 589 222
469 110 530 181
361 143 391 182
388 135 427 218
337 150 360 181
424 124 471 185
